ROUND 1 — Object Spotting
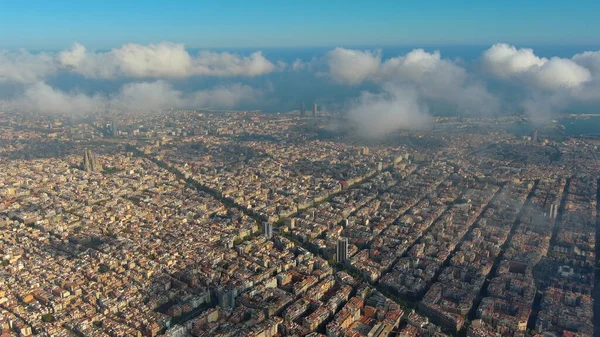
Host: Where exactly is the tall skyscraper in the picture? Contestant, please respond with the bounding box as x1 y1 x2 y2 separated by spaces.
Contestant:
263 222 273 239
312 103 318 117
112 120 119 137
300 102 306 117
336 237 348 263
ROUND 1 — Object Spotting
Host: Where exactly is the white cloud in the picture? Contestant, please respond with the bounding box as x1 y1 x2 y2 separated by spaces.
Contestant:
59 43 192 78
326 48 381 84
113 43 193 77
326 47 467 85
481 43 600 122
534 58 592 90
58 43 276 79
191 50 275 77
0 50 58 83
521 92 570 125
112 81 260 112
0 42 278 83
482 43 591 90
381 49 466 84
347 84 431 137
112 80 260 112
380 49 495 113
326 47 498 117
18 82 105 115
4 81 260 115
573 51 600 75
110 81 182 112
57 43 87 67
292 59 306 71
482 43 546 77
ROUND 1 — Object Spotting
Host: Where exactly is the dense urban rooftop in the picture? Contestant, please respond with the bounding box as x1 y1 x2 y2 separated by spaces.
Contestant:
0 110 598 337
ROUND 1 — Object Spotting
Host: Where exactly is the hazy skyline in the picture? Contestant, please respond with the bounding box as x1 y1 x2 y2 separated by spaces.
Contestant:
2 2 600 136
2 41 600 136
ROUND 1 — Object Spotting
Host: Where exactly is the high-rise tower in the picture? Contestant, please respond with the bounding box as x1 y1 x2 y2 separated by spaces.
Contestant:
263 222 273 239
111 120 119 137
336 237 348 263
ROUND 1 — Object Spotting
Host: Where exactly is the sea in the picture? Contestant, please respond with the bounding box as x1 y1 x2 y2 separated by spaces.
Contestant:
558 117 600 136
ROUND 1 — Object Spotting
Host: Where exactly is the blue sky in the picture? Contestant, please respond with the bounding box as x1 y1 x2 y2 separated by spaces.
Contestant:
1 0 600 50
